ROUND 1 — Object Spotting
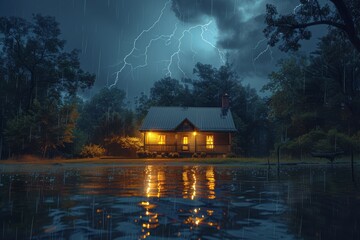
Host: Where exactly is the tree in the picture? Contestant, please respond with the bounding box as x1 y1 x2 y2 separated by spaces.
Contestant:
150 77 186 106
264 32 360 158
264 0 360 52
134 77 193 124
134 92 152 123
77 87 134 145
0 15 95 158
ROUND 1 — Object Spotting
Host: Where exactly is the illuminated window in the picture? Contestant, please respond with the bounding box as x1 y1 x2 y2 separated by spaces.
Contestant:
182 136 189 151
158 135 166 145
206 135 214 149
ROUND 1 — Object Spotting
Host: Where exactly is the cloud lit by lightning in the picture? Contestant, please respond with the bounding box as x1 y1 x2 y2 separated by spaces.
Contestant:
109 0 225 88
164 20 225 78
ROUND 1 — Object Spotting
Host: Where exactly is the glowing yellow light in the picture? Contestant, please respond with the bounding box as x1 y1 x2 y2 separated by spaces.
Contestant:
158 135 166 144
206 135 214 149
183 136 188 144
193 131 197 136
140 201 150 206
206 167 216 199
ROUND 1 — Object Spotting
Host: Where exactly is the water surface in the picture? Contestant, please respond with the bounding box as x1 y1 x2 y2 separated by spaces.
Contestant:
0 164 359 239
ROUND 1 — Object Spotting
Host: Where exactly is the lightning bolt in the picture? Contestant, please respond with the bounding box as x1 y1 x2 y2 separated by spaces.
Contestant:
293 3 303 14
165 21 217 78
252 38 274 67
164 20 227 78
200 23 226 65
109 0 225 88
109 0 171 88
133 24 178 71
293 0 310 14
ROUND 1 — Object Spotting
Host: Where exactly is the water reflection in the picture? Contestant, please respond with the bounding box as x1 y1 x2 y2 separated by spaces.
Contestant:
145 165 165 198
206 166 216 199
0 164 359 239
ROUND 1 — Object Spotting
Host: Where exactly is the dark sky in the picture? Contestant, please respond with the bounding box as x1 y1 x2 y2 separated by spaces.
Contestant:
0 0 322 102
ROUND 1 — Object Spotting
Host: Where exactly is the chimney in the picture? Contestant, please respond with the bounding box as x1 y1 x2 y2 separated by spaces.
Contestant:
221 93 229 116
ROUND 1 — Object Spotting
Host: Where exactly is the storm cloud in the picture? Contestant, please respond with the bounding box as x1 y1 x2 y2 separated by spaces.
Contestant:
170 0 303 81
0 0 319 100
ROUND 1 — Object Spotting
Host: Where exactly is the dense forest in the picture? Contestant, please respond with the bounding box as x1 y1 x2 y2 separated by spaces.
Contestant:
1 0 360 160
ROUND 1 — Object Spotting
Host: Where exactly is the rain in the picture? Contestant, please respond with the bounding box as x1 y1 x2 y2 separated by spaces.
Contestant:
1 0 360 239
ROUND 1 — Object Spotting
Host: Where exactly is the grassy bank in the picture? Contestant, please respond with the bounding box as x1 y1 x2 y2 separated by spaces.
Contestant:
0 155 357 166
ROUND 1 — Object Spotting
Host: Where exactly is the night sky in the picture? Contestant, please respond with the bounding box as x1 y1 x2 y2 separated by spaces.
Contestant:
0 0 322 102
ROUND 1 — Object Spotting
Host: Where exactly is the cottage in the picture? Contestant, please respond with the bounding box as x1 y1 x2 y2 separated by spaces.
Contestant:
140 100 237 155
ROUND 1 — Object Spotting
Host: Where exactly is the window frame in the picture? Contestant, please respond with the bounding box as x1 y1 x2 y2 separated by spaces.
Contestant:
158 134 166 145
206 135 214 149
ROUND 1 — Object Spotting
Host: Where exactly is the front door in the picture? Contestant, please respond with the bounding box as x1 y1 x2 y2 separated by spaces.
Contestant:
182 136 189 151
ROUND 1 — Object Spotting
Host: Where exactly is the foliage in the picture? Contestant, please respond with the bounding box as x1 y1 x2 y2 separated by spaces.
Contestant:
108 136 142 150
150 77 187 106
4 98 79 158
264 26 360 157
80 144 105 158
135 62 272 157
0 15 95 159
192 153 199 158
77 87 135 145
168 152 180 158
134 92 152 123
264 0 360 52
136 150 157 158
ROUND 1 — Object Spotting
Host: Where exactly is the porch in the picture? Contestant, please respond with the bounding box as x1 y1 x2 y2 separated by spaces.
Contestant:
144 144 231 154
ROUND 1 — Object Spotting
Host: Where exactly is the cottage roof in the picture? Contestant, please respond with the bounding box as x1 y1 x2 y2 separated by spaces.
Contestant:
140 107 237 132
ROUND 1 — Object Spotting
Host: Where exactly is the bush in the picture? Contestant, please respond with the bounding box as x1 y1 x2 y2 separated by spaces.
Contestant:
136 150 157 158
192 153 199 158
136 150 146 158
168 152 180 158
200 152 207 158
80 144 106 158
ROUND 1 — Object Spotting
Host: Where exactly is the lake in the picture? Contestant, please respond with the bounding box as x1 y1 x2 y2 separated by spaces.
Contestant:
0 163 359 239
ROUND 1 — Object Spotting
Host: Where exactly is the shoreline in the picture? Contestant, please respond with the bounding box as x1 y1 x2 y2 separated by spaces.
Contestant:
0 157 358 170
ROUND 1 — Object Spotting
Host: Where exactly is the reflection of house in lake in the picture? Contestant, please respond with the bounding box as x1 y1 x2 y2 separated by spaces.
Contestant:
140 97 237 155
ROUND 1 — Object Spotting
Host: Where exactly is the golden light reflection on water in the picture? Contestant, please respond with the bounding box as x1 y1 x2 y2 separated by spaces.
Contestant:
138 200 159 239
206 166 216 199
145 165 165 198
139 165 218 235
81 165 219 237
182 166 198 199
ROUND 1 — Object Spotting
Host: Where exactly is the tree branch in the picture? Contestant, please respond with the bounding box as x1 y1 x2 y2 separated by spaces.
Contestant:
277 20 347 31
329 0 360 52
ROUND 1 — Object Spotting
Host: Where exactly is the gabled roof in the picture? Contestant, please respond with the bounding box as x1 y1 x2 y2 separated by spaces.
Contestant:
140 107 237 132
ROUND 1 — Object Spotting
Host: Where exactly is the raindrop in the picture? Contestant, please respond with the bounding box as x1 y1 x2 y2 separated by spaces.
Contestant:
97 48 102 78
83 0 87 16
